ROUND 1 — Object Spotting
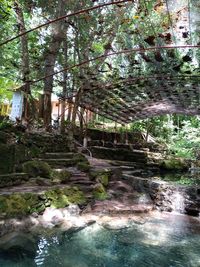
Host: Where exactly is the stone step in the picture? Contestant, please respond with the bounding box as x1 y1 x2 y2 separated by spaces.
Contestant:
39 159 76 168
90 146 147 162
108 181 133 192
0 173 28 188
109 160 144 167
91 200 153 214
69 176 89 182
120 166 136 171
42 152 77 159
69 179 94 184
69 183 94 193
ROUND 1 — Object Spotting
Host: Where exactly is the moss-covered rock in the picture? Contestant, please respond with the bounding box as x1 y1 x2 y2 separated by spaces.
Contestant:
36 177 52 186
22 160 52 178
98 174 109 186
0 193 42 217
0 173 28 188
73 153 91 172
77 162 91 172
45 187 86 208
73 153 89 163
160 158 189 171
93 183 108 200
89 169 112 186
0 186 86 218
51 170 72 184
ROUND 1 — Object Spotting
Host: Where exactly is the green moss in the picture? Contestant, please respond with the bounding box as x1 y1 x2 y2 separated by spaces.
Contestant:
77 162 91 172
22 160 52 178
63 187 86 204
89 169 112 186
73 153 89 163
93 183 108 200
98 174 109 186
35 177 52 186
51 170 72 184
160 158 189 171
0 186 86 218
0 193 42 217
45 187 86 208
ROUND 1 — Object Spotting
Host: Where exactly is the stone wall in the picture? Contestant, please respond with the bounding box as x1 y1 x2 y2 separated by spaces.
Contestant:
0 131 74 174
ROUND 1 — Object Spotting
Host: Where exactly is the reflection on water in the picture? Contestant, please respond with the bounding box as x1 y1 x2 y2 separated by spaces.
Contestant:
0 213 200 267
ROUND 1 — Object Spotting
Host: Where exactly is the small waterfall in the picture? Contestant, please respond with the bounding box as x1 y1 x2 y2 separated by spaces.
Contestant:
171 191 185 214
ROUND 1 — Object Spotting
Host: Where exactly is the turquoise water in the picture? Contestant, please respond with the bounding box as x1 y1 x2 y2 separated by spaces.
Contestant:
0 214 200 267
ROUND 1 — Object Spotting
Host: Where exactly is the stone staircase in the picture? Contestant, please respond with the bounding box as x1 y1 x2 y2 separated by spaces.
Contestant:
39 152 96 196
0 145 155 216
39 152 78 168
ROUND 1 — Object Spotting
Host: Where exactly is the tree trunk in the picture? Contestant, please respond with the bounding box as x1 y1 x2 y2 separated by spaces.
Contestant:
60 38 68 134
67 99 72 122
43 0 65 130
13 1 30 120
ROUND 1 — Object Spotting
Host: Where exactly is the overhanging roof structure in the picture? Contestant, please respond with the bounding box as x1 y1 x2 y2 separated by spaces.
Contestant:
76 0 200 123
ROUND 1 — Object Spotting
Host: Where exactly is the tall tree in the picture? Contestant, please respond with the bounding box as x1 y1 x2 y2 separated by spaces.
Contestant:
13 1 30 119
42 0 66 129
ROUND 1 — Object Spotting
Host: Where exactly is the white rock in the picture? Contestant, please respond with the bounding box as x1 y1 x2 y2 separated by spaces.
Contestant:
63 205 81 217
42 208 64 226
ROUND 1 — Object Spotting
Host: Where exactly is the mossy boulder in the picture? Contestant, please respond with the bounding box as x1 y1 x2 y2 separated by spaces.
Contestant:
0 173 28 188
0 193 43 218
35 177 52 186
45 187 86 208
22 160 52 178
0 186 86 218
98 174 109 186
160 158 189 171
73 153 91 172
52 170 72 184
73 153 89 163
77 162 91 172
93 183 108 200
89 169 112 186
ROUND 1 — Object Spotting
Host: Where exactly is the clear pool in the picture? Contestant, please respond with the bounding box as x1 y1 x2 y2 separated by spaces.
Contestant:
0 213 200 267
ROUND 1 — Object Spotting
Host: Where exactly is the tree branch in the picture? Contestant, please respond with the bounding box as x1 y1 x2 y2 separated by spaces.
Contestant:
0 0 133 46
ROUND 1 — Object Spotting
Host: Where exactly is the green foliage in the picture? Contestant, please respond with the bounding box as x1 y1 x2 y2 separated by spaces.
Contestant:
162 173 200 186
0 186 86 217
0 78 14 103
73 153 89 163
160 158 189 171
77 162 91 172
89 169 112 186
22 160 52 178
45 187 86 208
0 193 42 217
130 115 200 160
52 169 72 184
0 119 13 130
168 117 200 159
93 183 108 200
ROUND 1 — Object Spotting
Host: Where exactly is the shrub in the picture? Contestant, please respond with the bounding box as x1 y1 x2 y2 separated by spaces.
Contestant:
22 160 52 178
